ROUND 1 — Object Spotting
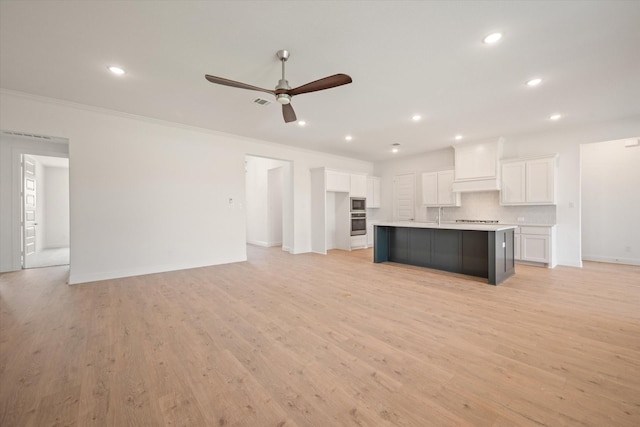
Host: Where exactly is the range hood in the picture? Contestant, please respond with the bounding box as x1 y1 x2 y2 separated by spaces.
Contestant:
451 138 504 193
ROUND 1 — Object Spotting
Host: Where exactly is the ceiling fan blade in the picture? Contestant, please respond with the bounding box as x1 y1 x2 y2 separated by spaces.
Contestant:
205 74 275 95
289 74 352 96
282 103 297 123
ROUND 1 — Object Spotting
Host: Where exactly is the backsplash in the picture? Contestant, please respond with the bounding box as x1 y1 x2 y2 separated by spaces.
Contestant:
425 191 556 225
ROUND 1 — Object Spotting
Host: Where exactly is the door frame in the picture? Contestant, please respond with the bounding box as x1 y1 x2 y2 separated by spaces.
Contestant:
0 134 69 272
244 154 293 253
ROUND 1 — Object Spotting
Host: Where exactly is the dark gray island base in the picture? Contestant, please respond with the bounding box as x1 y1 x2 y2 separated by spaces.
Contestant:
374 223 515 285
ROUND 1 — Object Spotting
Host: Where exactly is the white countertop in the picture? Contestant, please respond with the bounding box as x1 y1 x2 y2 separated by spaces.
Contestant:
374 221 517 232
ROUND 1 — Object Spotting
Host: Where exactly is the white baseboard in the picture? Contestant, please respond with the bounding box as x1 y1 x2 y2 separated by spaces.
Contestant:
582 255 640 266
247 240 282 248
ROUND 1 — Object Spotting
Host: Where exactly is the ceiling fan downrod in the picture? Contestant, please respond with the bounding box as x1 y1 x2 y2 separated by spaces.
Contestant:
275 50 291 104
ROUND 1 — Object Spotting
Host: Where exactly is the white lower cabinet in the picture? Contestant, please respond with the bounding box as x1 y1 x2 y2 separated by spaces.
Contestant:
521 234 549 263
351 235 367 250
513 225 556 267
366 222 378 247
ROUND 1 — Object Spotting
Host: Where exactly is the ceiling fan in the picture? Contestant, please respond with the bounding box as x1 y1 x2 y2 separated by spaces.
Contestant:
205 50 352 123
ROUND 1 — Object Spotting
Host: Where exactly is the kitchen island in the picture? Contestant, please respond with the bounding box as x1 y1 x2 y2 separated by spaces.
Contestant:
374 222 517 285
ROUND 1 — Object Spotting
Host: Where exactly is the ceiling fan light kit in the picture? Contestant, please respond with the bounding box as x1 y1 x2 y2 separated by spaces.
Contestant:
205 49 352 123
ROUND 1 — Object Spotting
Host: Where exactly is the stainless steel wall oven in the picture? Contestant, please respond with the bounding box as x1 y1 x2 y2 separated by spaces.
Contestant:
351 212 366 236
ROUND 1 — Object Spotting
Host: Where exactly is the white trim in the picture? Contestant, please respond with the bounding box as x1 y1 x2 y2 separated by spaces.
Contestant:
1 89 372 166
68 257 247 285
582 255 640 266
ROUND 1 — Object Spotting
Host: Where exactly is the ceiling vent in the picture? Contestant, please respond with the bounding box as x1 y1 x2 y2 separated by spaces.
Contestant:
253 97 273 106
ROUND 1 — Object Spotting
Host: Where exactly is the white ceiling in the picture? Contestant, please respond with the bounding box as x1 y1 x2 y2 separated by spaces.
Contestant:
1 1 639 162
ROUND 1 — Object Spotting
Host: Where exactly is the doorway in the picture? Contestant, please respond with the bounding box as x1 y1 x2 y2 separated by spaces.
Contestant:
22 154 70 268
244 155 293 255
581 137 640 265
0 130 69 273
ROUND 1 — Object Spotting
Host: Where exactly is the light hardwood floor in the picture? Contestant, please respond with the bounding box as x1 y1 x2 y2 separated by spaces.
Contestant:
1 246 639 426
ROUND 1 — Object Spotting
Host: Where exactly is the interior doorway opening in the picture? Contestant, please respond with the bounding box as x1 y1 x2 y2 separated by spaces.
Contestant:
581 137 640 266
0 130 69 273
244 155 293 256
22 154 70 268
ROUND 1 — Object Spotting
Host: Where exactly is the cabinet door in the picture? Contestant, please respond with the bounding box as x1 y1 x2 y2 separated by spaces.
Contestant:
521 234 549 263
514 234 521 260
408 228 432 267
436 170 459 206
350 174 367 197
432 229 461 272
454 142 498 181
367 176 381 208
326 171 350 192
367 223 374 246
421 172 438 206
389 227 409 263
526 158 555 204
501 162 526 204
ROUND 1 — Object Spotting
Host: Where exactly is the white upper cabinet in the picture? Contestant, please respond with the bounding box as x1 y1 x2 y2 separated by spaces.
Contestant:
501 162 526 204
421 172 438 206
501 155 557 205
350 174 367 197
421 170 461 207
326 170 350 192
526 157 556 203
366 176 381 208
452 138 503 192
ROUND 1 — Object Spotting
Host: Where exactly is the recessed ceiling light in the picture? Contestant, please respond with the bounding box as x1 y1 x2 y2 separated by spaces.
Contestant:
391 143 400 153
483 32 503 44
391 148 399 153
108 66 125 75
550 114 562 121
345 135 353 141
412 114 422 121
527 78 542 87
298 120 306 127
455 135 463 141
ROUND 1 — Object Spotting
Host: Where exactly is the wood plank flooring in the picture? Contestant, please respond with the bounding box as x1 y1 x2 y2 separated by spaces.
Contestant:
1 245 639 426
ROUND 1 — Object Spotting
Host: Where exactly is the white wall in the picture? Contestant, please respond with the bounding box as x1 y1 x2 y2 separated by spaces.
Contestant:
43 166 70 248
0 90 372 283
581 137 640 265
267 166 283 246
373 116 640 267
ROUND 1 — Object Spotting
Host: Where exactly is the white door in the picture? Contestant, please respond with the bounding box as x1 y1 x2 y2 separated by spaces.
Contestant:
394 173 415 221
22 155 37 268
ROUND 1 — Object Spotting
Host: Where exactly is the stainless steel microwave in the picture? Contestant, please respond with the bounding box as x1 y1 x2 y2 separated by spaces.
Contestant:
350 197 366 212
